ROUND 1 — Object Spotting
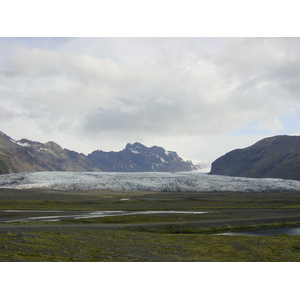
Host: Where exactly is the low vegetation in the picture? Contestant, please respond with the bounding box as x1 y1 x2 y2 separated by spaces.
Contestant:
0 228 300 262
1 189 300 211
0 188 300 261
0 152 10 174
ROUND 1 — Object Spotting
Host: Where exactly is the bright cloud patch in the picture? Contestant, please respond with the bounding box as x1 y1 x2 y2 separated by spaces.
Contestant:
1 37 300 161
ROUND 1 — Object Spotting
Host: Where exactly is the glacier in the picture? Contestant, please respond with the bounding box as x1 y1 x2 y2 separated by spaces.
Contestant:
1 171 300 192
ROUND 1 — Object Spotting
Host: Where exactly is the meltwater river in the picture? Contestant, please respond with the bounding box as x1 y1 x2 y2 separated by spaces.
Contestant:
0 210 207 223
1 210 300 236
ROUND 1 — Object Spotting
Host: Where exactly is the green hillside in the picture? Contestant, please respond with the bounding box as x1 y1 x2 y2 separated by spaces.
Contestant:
209 135 300 180
0 152 10 174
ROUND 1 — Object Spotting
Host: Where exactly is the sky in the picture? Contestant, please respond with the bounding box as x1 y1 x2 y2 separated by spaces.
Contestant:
1 2 300 164
1 37 300 163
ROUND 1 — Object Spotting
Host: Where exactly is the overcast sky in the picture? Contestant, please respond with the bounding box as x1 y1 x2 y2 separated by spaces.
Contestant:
1 37 299 163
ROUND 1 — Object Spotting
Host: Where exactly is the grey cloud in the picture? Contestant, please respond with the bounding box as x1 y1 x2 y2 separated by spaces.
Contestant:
1 37 300 150
0 106 15 120
83 97 185 135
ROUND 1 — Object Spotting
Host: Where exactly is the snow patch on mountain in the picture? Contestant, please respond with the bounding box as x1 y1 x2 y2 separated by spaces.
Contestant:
1 171 300 192
15 141 31 147
130 150 140 154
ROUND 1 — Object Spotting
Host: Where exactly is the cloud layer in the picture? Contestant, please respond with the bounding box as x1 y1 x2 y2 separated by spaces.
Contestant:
1 37 300 161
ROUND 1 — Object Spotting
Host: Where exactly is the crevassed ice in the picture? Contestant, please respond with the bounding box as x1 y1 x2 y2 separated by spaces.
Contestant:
0 171 300 192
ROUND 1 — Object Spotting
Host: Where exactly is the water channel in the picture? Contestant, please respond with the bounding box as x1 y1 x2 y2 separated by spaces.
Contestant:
1 210 300 236
0 210 207 223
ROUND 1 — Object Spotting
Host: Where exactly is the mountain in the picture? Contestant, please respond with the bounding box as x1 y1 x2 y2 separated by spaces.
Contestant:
88 142 197 172
209 135 300 180
0 131 98 174
0 131 198 174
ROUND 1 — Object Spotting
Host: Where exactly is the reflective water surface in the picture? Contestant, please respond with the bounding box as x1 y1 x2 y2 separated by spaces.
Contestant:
218 226 300 236
0 210 207 223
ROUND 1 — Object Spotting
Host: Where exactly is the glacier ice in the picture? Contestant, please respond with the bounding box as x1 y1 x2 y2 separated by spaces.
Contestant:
1 171 300 192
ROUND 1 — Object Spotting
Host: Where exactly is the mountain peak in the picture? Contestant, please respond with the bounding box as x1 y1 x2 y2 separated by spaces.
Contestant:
42 141 63 152
0 131 198 174
89 142 197 172
125 142 145 149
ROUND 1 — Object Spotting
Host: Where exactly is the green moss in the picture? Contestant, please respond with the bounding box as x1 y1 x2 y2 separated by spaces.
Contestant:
1 189 300 261
0 152 10 174
1 189 300 211
0 229 299 262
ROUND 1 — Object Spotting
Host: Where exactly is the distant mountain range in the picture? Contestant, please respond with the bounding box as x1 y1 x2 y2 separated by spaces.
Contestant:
1 131 299 180
0 131 201 174
209 135 300 181
87 142 200 172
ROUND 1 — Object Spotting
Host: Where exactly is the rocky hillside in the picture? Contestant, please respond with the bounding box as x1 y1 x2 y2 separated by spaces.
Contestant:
0 131 198 174
0 131 98 174
88 142 197 172
209 135 300 180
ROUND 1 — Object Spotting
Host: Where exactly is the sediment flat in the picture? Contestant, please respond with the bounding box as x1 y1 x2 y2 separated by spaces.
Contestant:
1 189 300 261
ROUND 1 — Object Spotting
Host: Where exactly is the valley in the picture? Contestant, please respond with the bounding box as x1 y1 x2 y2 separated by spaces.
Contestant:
0 188 300 261
1 132 300 261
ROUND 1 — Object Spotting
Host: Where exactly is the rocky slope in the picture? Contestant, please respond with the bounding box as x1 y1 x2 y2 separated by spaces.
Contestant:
209 135 300 180
0 131 198 174
87 142 196 172
0 132 98 173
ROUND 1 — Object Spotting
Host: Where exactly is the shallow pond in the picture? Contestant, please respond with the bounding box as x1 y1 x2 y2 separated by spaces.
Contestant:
218 226 300 236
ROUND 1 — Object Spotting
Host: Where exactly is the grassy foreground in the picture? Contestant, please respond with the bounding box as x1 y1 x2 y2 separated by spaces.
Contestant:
0 188 300 211
0 228 300 262
0 188 300 261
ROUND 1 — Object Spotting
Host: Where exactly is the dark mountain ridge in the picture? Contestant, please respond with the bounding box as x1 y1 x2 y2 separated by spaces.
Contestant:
88 142 196 172
0 131 98 173
0 131 197 174
209 135 300 180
